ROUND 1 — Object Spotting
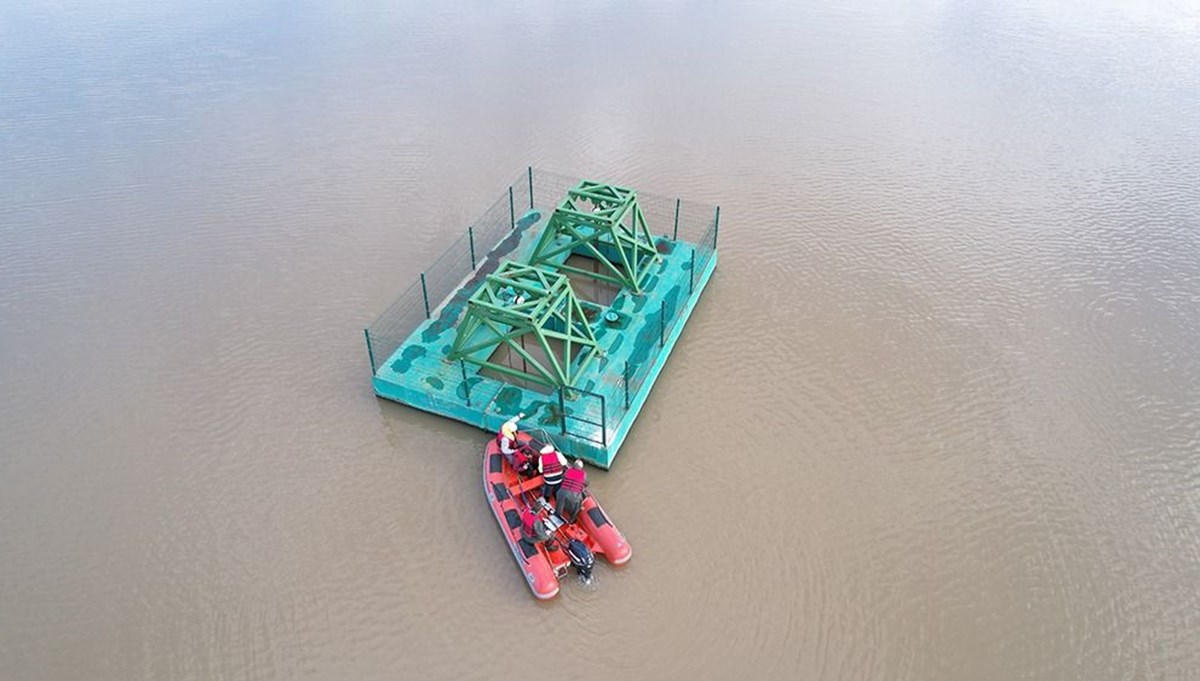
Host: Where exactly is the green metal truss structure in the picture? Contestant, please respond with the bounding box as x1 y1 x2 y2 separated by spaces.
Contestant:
527 180 660 295
448 261 600 388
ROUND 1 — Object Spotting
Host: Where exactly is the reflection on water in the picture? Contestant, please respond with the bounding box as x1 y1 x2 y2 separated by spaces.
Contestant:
2 1 1199 679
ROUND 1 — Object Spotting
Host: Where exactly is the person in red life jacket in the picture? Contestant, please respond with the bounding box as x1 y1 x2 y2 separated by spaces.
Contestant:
556 459 588 522
519 507 549 552
538 444 567 505
497 412 531 475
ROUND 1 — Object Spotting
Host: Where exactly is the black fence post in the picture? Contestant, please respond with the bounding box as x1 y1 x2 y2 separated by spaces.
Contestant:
673 198 680 241
364 329 377 374
623 361 630 409
714 205 720 247
509 186 516 230
599 393 607 448
689 249 696 294
660 300 666 348
460 360 471 407
557 388 568 436
420 273 431 319
468 226 476 269
527 166 534 209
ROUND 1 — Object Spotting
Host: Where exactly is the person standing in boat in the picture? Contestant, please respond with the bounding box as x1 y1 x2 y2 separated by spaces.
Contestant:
556 459 587 523
538 444 567 504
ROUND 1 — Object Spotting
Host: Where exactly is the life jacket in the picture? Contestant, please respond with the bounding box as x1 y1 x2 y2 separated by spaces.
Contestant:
540 451 564 484
521 509 537 535
512 448 530 470
562 467 586 493
498 433 521 464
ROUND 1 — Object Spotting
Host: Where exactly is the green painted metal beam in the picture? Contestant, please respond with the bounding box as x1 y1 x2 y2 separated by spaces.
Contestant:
527 180 660 295
448 260 599 389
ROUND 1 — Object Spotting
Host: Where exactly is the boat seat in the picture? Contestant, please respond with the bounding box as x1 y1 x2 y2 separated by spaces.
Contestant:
519 539 538 558
504 509 521 530
587 507 608 527
493 483 510 501
511 477 542 497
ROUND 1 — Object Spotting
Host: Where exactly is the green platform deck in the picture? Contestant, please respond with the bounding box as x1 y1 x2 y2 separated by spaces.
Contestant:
366 172 718 468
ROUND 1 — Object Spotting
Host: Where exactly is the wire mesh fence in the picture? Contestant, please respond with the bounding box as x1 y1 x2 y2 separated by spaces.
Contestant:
365 168 531 371
559 207 719 446
366 166 720 450
364 278 427 373
527 168 579 216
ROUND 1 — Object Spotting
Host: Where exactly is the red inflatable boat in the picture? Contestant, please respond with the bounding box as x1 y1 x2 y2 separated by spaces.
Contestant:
483 431 631 599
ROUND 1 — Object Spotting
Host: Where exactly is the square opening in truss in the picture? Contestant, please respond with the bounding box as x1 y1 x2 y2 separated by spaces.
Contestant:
479 332 585 394
561 253 624 307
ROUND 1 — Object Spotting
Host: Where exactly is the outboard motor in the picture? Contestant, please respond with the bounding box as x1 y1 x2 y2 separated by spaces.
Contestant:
565 539 594 583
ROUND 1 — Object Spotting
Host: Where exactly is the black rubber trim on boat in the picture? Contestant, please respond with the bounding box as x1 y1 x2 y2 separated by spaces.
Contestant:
519 539 538 558
504 509 521 530
587 507 608 528
493 483 510 501
489 454 503 473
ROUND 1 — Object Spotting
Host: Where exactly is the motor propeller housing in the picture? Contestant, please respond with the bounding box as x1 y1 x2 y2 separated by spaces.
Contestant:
566 538 595 580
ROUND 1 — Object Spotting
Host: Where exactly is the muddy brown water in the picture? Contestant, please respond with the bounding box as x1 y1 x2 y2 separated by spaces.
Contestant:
3 2 1199 679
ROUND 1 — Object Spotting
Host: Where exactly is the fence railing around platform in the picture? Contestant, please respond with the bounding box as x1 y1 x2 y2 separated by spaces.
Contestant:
366 166 720 454
365 169 533 373
556 206 719 446
557 386 609 448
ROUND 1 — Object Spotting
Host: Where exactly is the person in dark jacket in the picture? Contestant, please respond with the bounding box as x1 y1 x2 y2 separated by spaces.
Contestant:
556 459 587 522
519 507 549 553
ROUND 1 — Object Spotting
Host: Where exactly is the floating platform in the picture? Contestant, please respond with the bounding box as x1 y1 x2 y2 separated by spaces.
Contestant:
365 168 719 468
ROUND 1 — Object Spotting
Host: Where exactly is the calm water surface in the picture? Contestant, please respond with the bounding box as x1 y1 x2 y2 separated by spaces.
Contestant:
2 1 1199 679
